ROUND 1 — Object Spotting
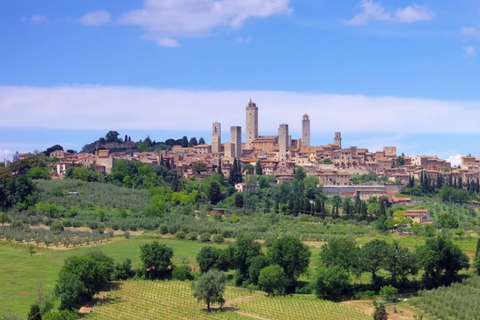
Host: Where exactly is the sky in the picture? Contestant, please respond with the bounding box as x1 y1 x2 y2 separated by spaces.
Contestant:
1 0 480 165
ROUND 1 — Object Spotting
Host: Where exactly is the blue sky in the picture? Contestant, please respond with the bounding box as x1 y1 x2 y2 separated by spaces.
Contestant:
1 0 480 164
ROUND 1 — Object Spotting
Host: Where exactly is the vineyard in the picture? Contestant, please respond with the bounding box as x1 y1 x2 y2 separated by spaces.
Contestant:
237 295 371 320
410 276 480 320
84 280 251 320
84 280 372 320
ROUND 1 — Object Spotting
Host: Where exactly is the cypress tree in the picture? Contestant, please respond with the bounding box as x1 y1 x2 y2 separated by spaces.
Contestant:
27 304 42 320
171 174 180 192
165 158 171 170
274 201 279 214
218 158 223 176
255 160 263 175
354 193 361 214
459 177 463 190
160 155 164 167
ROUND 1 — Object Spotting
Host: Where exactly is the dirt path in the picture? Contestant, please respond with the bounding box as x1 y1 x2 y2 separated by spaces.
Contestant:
342 300 422 320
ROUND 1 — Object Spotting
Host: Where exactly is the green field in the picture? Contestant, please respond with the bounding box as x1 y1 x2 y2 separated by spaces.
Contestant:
0 236 229 317
84 280 371 320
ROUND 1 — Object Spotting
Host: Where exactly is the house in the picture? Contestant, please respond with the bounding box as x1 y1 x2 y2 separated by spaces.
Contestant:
404 210 431 224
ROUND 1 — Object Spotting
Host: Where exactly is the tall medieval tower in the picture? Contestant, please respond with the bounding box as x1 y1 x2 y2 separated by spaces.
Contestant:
230 126 242 158
302 114 310 147
245 99 258 149
211 122 221 153
334 132 342 148
278 124 289 161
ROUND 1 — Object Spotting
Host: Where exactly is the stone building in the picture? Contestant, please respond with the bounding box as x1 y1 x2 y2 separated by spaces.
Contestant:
230 126 242 158
245 99 258 149
334 132 342 148
211 122 222 154
302 114 310 147
278 124 289 161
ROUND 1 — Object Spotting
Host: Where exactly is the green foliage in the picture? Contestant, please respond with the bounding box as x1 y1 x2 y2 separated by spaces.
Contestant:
27 167 51 180
258 265 287 296
113 258 134 280
319 238 358 271
69 166 100 182
248 255 270 285
255 160 263 175
232 235 263 285
416 235 469 288
200 233 212 243
373 304 388 320
212 234 224 243
49 221 64 232
379 285 398 301
54 251 114 310
192 269 227 312
105 131 122 143
5 175 36 207
209 182 222 205
197 247 224 273
314 265 350 301
140 242 173 280
267 236 311 284
172 264 193 281
26 304 42 320
42 310 78 320
358 239 389 280
234 193 244 208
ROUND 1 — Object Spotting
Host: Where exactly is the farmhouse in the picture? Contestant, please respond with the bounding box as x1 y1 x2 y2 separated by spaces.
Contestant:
404 209 431 224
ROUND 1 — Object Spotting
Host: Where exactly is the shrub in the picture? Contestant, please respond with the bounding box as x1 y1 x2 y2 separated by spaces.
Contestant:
212 234 224 243
50 221 64 232
379 285 398 302
175 230 186 239
199 233 211 243
172 265 193 281
187 232 198 240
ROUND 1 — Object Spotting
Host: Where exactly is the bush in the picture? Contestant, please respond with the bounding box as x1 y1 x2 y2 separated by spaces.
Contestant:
187 232 198 240
50 221 64 232
175 230 186 239
356 290 375 300
172 265 193 281
212 234 224 243
199 233 211 242
379 285 398 302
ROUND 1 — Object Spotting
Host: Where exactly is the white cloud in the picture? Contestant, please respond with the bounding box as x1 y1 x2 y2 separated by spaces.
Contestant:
346 0 434 26
118 0 291 46
22 15 48 24
461 27 480 40
447 154 462 167
2 86 480 138
77 10 111 26
464 45 476 57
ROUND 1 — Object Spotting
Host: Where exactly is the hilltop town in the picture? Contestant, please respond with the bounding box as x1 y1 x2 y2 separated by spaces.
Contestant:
21 99 479 201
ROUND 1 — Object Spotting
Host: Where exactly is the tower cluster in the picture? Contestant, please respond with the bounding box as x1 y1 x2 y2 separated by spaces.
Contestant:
210 99 338 162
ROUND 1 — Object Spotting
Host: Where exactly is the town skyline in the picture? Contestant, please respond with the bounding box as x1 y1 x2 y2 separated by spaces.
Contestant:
1 1 480 164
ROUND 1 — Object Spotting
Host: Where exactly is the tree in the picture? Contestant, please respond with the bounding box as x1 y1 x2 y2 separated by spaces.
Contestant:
0 212 10 225
232 235 262 284
359 240 389 282
383 241 418 284
27 167 51 180
294 166 307 181
235 193 244 208
417 236 469 288
320 238 358 271
314 265 350 301
5 175 35 205
54 251 114 310
42 310 78 320
373 304 388 320
27 304 42 320
188 137 198 147
379 285 397 302
199 137 206 144
105 131 121 143
258 265 287 297
192 269 227 313
196 247 224 273
181 136 189 148
267 236 311 286
208 182 222 205
255 160 263 175
192 162 207 174
217 158 223 176
44 144 63 157
140 242 173 279
248 255 270 285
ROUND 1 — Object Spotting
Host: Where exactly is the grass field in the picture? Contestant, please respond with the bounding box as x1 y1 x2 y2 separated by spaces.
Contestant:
84 280 372 320
0 236 229 317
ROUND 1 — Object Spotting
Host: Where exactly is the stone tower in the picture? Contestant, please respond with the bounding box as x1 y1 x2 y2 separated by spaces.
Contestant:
230 126 242 158
302 114 310 147
334 132 342 148
245 99 258 149
278 124 289 161
211 122 221 153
